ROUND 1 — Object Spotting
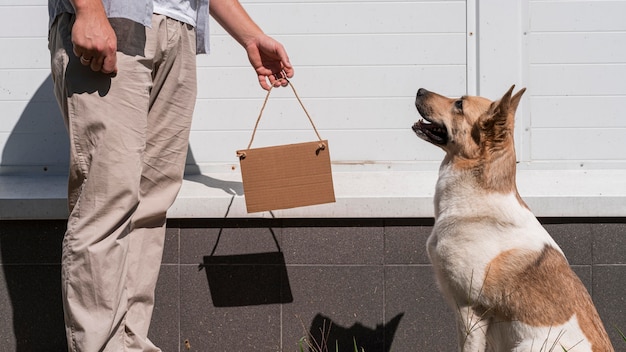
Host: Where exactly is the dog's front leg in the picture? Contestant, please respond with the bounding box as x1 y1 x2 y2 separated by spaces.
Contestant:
456 304 489 352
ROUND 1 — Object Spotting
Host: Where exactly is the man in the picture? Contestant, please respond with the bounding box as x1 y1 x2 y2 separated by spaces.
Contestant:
48 0 294 350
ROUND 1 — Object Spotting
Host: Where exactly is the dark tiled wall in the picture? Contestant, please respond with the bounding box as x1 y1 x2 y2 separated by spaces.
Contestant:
0 219 624 351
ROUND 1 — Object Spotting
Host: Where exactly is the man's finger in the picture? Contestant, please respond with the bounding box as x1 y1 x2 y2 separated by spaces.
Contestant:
90 56 105 72
101 54 118 75
282 65 294 79
79 55 93 66
258 75 272 91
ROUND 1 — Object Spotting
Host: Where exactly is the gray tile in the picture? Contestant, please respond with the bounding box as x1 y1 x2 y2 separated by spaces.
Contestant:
162 225 179 265
592 222 626 264
0 220 65 264
385 265 457 352
180 264 281 351
0 268 13 347
1 219 623 352
179 225 220 265
571 265 592 294
384 219 432 265
282 219 384 265
592 265 626 349
541 222 593 265
282 265 385 352
180 219 282 265
0 264 66 350
150 265 180 352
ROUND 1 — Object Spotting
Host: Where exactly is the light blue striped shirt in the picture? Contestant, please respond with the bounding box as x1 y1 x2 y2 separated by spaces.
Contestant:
48 0 210 54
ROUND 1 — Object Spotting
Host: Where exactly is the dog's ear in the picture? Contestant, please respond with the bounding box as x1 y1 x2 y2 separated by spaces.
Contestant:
483 85 526 127
495 85 516 116
509 86 526 114
481 87 511 132
479 86 525 147
493 85 525 118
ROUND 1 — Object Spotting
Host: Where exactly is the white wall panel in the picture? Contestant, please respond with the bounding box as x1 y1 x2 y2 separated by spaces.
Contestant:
529 64 626 96
0 70 53 101
527 0 626 165
531 96 625 128
0 5 48 38
195 65 466 99
188 129 443 164
0 0 624 185
192 97 416 131
0 101 66 133
531 129 626 161
199 34 466 67
529 33 626 64
0 38 50 69
0 1 43 4
530 1 626 32
227 2 465 35
0 131 68 165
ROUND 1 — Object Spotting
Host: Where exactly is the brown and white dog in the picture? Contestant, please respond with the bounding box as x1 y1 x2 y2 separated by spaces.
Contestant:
412 86 614 351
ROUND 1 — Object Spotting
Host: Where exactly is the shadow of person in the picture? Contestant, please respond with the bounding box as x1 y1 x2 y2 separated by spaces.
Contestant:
308 313 404 352
184 147 243 196
0 71 243 350
0 221 67 351
1 75 69 175
0 75 68 350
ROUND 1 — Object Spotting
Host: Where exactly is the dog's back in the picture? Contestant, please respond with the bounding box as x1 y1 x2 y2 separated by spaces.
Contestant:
413 86 614 351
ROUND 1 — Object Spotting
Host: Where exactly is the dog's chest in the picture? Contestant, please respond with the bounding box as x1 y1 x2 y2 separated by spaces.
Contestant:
428 188 558 298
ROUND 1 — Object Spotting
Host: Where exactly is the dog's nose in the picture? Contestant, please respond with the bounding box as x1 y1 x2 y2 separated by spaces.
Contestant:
416 88 429 97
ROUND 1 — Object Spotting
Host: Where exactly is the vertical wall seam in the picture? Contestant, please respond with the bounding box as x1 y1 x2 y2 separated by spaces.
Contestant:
466 0 478 95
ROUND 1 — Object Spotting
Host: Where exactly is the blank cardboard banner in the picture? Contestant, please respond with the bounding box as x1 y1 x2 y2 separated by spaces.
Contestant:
237 140 335 213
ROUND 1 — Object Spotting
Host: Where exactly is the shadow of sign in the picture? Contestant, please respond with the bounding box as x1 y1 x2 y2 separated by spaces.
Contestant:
199 209 293 307
307 313 404 352
201 249 293 307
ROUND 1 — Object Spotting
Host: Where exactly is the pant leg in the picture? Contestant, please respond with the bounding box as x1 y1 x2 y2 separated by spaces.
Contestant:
50 13 152 352
123 16 197 351
50 12 197 352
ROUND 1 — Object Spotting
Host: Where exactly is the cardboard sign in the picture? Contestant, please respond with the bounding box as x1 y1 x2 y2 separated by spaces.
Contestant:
237 140 335 213
237 81 336 213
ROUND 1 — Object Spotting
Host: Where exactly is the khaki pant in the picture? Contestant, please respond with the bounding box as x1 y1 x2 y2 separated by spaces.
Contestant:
49 13 197 352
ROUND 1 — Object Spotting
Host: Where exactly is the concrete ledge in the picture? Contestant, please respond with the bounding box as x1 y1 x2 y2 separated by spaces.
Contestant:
1 169 625 220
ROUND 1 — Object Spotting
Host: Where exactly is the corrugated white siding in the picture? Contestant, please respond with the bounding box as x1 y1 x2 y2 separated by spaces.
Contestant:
0 0 624 173
0 2 65 172
191 0 466 166
527 0 626 165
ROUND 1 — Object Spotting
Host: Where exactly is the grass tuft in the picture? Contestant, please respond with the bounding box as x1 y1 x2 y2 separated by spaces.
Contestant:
616 326 626 343
297 317 365 352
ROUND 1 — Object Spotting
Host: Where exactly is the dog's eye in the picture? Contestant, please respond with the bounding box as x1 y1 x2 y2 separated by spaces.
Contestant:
454 99 463 111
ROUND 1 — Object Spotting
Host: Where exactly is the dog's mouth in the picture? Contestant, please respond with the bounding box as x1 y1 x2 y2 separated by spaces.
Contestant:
412 117 448 145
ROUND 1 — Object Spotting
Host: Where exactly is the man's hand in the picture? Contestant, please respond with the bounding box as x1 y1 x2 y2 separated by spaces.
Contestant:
71 0 118 74
245 35 293 90
209 0 294 90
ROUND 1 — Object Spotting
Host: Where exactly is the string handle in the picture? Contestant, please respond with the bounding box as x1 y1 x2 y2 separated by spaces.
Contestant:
240 80 324 156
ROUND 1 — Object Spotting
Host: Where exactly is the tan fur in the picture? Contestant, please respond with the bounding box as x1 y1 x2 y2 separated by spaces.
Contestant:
484 247 613 352
414 87 529 209
413 86 614 351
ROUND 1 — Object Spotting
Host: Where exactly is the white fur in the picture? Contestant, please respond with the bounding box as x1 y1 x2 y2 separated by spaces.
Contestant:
427 162 597 351
428 164 562 299
415 87 612 351
492 315 593 352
